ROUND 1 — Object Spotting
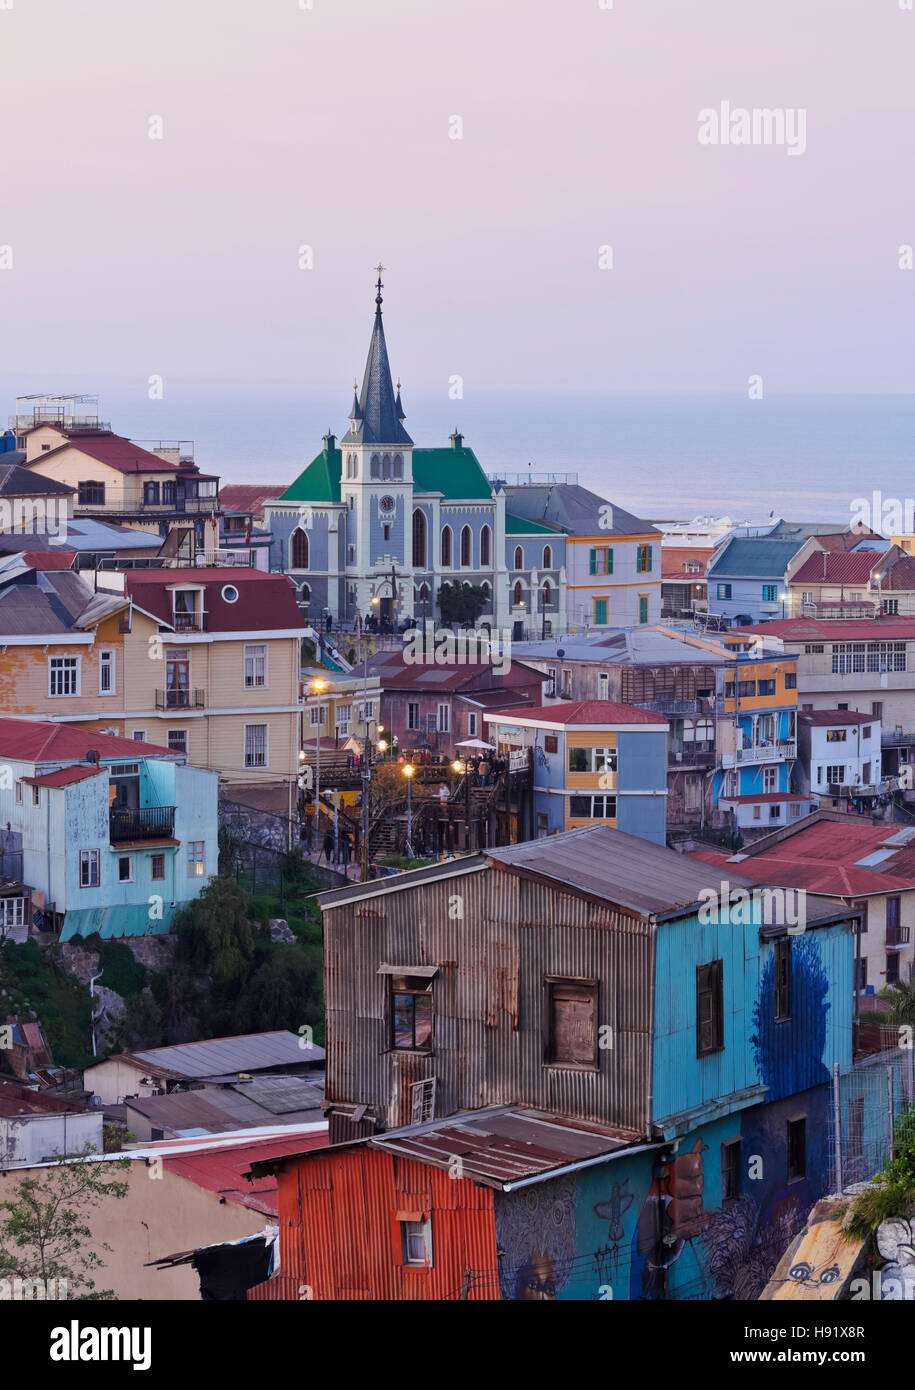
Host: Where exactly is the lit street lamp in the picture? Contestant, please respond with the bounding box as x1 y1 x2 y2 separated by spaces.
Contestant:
403 762 415 856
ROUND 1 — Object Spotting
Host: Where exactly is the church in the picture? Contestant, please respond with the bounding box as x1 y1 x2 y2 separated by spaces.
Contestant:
265 275 660 632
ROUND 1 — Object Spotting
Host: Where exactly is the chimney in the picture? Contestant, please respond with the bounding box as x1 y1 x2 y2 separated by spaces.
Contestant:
87 750 99 765
323 431 336 454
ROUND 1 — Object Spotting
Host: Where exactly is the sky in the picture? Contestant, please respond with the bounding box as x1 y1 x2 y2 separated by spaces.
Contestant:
1 0 913 494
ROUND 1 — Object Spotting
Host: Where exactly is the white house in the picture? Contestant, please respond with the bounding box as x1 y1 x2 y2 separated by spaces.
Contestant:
797 710 883 806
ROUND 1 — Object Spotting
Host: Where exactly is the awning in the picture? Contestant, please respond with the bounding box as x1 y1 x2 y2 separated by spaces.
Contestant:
376 963 439 978
60 901 191 942
454 738 495 750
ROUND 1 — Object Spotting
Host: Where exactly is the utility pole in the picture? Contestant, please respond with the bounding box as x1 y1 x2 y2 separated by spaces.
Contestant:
359 612 372 882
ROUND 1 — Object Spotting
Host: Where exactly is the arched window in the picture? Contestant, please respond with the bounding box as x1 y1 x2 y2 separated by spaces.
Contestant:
412 508 427 568
513 580 523 607
382 453 392 480
513 545 523 570
460 525 471 567
480 524 491 567
300 582 311 605
441 526 452 567
542 580 552 607
291 529 309 569
415 582 430 602
370 454 380 478
543 544 552 569
481 582 491 602
393 454 403 479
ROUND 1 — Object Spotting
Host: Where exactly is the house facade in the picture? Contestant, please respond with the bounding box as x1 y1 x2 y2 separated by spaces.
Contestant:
797 709 883 807
0 719 218 941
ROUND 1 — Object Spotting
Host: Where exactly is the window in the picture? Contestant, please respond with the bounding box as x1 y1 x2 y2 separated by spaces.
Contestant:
636 544 652 573
788 802 802 819
79 850 100 888
49 656 80 697
856 955 868 991
804 644 824 654
14 781 22 805
143 480 160 505
291 529 309 569
544 734 558 754
826 765 845 785
393 454 403 479
862 725 872 740
513 580 523 607
468 713 477 737
244 723 268 768
370 454 380 478
412 509 426 568
460 525 471 568
221 584 239 604
513 545 523 570
887 951 901 984
567 747 617 774
769 804 782 820
568 794 616 818
29 783 40 808
309 704 325 728
763 766 777 792
593 597 608 625
546 978 597 1067
752 804 761 820
391 974 433 1052
400 1218 433 1267
589 546 612 575
244 643 267 689
542 544 552 569
437 704 449 733
78 481 105 506
480 525 491 567
696 960 724 1056
0 898 25 931
832 641 906 675
410 1078 436 1126
598 672 609 699
638 594 649 625
757 678 775 696
784 672 797 688
187 841 205 877
883 599 899 616
872 702 883 718
774 937 791 1021
336 703 352 734
99 650 115 695
151 854 166 881
762 584 778 603
118 856 133 883
738 680 756 697
441 527 452 567
825 728 847 742
717 583 732 600
167 729 188 754
787 1117 806 1182
407 702 420 731
722 1139 741 1202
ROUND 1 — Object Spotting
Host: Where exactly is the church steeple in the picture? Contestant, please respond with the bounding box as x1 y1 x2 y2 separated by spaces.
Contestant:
341 266 413 447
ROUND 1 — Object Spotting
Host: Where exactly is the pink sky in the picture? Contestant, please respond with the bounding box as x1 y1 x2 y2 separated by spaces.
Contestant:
1 0 913 406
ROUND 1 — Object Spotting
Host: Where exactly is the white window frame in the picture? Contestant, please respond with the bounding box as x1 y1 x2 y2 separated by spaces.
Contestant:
309 705 325 728
1 897 25 929
31 784 40 807
15 781 22 805
117 855 134 884
244 723 269 769
400 1217 433 1268
98 649 115 696
132 730 147 742
244 643 268 690
79 849 100 889
468 712 478 737
438 703 450 734
187 841 205 878
763 767 777 793
48 655 80 698
407 702 420 731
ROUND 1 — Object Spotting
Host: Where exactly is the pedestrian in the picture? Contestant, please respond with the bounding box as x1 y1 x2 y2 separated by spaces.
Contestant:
438 782 449 807
341 835 351 867
479 756 489 788
323 831 334 864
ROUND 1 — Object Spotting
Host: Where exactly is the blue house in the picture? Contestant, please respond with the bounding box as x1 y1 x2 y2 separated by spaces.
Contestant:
706 537 802 625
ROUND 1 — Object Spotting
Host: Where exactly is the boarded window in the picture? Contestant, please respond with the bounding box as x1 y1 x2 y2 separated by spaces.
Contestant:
774 937 791 1021
547 978 596 1067
544 735 558 754
696 960 723 1056
787 1117 806 1181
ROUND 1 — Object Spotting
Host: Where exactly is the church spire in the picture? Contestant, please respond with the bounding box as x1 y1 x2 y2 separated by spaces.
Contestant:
341 267 413 447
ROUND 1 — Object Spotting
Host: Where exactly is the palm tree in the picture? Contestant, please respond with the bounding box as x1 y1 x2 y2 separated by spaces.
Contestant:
879 974 915 1027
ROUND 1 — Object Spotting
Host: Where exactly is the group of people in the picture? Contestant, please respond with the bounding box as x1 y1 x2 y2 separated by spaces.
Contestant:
458 752 506 788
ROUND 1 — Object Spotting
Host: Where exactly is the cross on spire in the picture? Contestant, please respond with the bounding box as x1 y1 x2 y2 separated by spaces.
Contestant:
374 263 385 315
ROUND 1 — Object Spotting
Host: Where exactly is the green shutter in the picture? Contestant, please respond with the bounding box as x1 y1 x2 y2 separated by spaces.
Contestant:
589 548 597 575
646 547 652 572
639 595 649 624
607 548 613 574
595 598 607 625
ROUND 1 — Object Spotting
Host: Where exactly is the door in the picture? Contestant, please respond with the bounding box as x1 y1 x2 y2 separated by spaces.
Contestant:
166 651 189 707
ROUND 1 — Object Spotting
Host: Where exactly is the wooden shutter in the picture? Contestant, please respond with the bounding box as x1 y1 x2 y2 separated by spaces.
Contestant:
696 960 723 1056
550 982 595 1065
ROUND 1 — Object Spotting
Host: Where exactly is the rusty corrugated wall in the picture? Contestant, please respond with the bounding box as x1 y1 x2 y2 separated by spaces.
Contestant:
324 862 654 1136
270 1145 499 1300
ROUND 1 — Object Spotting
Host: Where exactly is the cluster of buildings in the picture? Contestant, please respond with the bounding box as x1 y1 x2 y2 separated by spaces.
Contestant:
1 277 914 1300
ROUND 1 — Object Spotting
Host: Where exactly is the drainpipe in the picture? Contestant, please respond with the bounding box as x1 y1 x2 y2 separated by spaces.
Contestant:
89 971 103 1057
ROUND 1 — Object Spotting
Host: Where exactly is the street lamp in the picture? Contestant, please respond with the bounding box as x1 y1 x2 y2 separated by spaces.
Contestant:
403 763 415 856
308 676 328 845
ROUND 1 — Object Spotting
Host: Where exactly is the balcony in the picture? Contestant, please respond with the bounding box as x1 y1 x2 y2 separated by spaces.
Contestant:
156 688 205 710
635 698 705 715
887 924 911 948
172 611 207 633
721 740 797 767
669 744 717 767
109 806 176 842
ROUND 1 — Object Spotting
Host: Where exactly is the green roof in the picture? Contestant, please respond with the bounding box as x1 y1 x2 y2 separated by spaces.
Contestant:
279 446 342 503
505 512 561 535
279 443 494 504
413 446 492 500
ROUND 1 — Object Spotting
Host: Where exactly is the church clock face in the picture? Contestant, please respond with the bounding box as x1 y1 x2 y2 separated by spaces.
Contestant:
380 495 395 512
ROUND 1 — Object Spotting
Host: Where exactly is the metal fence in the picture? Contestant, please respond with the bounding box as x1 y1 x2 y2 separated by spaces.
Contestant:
826 1038 915 1193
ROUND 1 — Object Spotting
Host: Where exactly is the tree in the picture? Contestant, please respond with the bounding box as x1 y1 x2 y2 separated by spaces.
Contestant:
0 1148 129 1299
437 582 488 626
233 948 323 1041
174 877 264 990
880 976 915 1028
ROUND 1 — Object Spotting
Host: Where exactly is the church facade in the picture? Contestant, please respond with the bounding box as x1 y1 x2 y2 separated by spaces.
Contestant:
265 278 659 631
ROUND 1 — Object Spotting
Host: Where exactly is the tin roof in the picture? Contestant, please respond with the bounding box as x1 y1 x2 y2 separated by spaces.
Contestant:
0 718 173 762
487 824 760 919
484 700 667 727
708 537 803 579
711 818 915 897
370 1106 645 1189
111 1030 325 1080
791 550 877 586
797 709 875 726
162 1131 328 1216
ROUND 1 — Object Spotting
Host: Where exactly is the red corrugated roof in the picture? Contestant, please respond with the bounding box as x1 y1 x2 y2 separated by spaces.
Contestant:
49 431 181 474
22 550 76 570
163 1132 328 1216
798 710 873 726
731 820 915 895
22 766 103 787
791 550 877 586
0 1080 85 1116
485 700 667 726
125 569 305 633
0 718 173 762
689 850 734 870
219 484 285 521
733 616 915 641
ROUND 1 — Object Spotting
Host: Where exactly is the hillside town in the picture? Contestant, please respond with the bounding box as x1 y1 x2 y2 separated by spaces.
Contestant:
1 280 914 1306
